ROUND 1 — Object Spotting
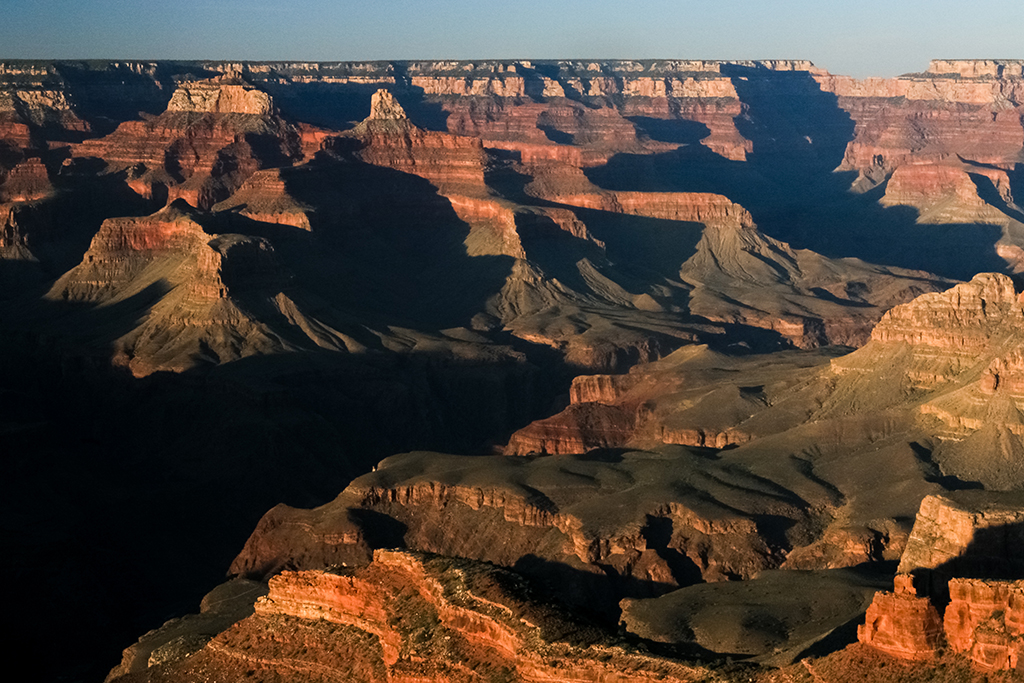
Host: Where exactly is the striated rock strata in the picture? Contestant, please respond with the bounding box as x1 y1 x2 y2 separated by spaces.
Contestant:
859 492 1024 671
109 549 715 682
229 448 820 618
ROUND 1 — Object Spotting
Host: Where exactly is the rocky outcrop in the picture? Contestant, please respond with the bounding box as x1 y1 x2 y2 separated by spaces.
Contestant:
0 157 51 202
944 578 1024 670
340 89 489 196
110 550 714 683
366 88 405 121
867 272 1021 353
166 80 273 115
105 578 268 681
0 66 89 135
842 274 1024 459
569 373 640 404
211 168 312 230
896 492 1024 583
0 156 55 256
230 449 811 618
504 402 636 455
828 275 1024 451
879 160 1017 226
70 79 304 210
45 201 368 376
858 492 1024 671
679 219 944 349
858 573 946 660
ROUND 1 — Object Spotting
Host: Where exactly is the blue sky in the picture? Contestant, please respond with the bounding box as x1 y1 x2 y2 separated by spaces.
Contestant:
1 0 1021 78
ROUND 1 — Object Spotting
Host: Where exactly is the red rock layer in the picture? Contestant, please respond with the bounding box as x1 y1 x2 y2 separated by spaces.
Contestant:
860 575 1024 672
70 81 304 210
879 161 1016 226
0 157 51 202
211 168 312 230
524 162 754 227
111 550 713 682
945 578 1024 670
48 202 213 300
44 201 325 376
504 402 636 455
0 156 54 255
858 574 945 660
436 64 752 161
0 117 33 150
859 492 1024 671
341 91 489 196
816 60 1024 188
569 373 640 405
450 195 601 260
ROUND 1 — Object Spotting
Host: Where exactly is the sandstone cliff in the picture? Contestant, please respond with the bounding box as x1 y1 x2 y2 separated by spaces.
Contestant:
817 60 1024 190
859 491 1024 671
825 274 1024 488
69 78 306 210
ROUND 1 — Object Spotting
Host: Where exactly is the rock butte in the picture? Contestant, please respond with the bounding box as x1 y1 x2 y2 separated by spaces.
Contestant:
3 58 1024 682
859 491 1024 671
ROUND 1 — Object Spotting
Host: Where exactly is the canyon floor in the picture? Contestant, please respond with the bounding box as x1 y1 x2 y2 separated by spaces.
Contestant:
2 57 1024 681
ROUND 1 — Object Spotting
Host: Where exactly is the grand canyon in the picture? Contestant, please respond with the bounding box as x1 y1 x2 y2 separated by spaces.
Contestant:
3 57 1024 682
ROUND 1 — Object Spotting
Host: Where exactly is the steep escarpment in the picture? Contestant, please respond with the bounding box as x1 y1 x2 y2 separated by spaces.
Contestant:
230 448 820 619
819 59 1024 191
826 273 1024 488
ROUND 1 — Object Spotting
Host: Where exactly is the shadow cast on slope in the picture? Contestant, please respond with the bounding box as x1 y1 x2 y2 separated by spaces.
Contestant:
0 282 555 682
569 207 705 282
273 156 515 330
585 143 1007 281
627 117 711 145
261 81 451 132
913 517 1024 611
582 67 1010 280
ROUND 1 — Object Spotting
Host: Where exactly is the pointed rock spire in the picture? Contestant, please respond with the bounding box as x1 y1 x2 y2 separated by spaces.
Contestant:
368 89 407 120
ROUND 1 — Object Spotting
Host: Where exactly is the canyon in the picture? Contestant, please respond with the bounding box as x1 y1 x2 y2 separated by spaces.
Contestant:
2 57 1024 681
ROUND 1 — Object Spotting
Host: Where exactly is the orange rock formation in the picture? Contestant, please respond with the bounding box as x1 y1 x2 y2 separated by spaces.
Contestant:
109 550 715 682
859 492 1024 671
